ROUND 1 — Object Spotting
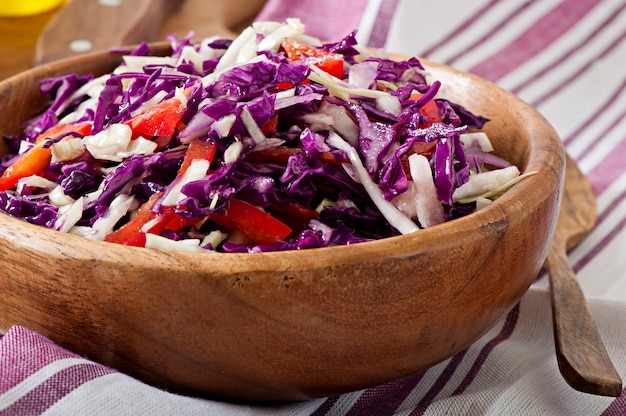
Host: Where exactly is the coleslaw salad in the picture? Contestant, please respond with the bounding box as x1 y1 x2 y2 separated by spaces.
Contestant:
0 18 529 253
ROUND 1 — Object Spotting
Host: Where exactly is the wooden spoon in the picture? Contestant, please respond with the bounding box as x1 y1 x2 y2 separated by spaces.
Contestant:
34 0 267 65
545 154 622 396
34 0 182 65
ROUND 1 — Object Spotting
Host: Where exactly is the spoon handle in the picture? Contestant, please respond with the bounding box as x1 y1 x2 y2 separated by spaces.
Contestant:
546 235 622 397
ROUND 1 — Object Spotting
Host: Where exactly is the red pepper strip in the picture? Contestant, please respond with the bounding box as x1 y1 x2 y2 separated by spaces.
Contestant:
308 55 344 79
208 210 237 229
275 79 310 89
105 194 204 247
178 139 217 175
267 201 319 234
0 122 92 191
281 38 345 79
409 93 440 126
142 206 199 234
104 192 162 247
0 144 51 192
318 151 345 166
107 139 217 246
125 96 185 138
34 121 93 143
211 198 292 245
400 141 438 177
156 208 199 232
245 146 301 164
245 146 343 167
261 114 279 135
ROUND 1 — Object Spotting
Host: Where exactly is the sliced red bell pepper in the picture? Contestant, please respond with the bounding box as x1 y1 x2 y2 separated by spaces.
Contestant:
141 207 199 235
110 139 217 245
275 79 310 89
409 93 440 126
153 207 199 232
312 55 344 79
208 210 237 230
178 139 217 175
400 141 438 177
245 146 301 164
318 151 345 166
261 114 279 135
211 198 292 245
281 38 345 79
125 95 185 138
34 121 93 144
0 144 51 191
245 146 343 167
0 121 92 191
104 193 203 246
268 201 318 233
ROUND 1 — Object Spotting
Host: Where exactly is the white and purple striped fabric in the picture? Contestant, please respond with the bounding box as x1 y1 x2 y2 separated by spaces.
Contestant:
2 0 626 414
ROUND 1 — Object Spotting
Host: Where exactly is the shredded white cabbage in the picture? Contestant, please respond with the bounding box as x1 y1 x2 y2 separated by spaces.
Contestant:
161 158 211 207
82 123 133 162
176 45 204 73
199 36 226 61
55 74 108 118
307 101 360 146
326 131 419 234
213 26 258 73
16 175 56 192
460 131 494 152
51 137 85 162
131 90 169 116
224 141 244 164
255 18 319 51
348 61 378 89
240 106 267 145
144 233 207 253
408 153 445 228
452 165 521 202
54 196 84 233
212 114 236 138
82 124 157 162
84 193 137 240
376 93 402 116
308 67 389 102
48 185 75 207
118 56 177 73
201 230 227 250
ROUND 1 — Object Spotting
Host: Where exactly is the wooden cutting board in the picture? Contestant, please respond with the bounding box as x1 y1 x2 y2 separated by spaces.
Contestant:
35 0 267 64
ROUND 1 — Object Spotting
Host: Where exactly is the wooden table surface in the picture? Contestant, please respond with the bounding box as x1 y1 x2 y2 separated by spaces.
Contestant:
0 0 266 82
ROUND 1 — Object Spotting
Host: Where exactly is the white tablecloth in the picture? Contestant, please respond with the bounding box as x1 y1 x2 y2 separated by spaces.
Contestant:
1 0 626 414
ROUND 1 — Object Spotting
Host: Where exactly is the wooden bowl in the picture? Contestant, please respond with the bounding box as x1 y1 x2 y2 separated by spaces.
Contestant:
0 44 564 403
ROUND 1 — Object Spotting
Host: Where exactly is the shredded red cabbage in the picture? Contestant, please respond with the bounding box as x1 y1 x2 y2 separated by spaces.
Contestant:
0 19 521 253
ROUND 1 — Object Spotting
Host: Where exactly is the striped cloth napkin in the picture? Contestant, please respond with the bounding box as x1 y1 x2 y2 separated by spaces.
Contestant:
2 288 625 415
2 0 626 414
